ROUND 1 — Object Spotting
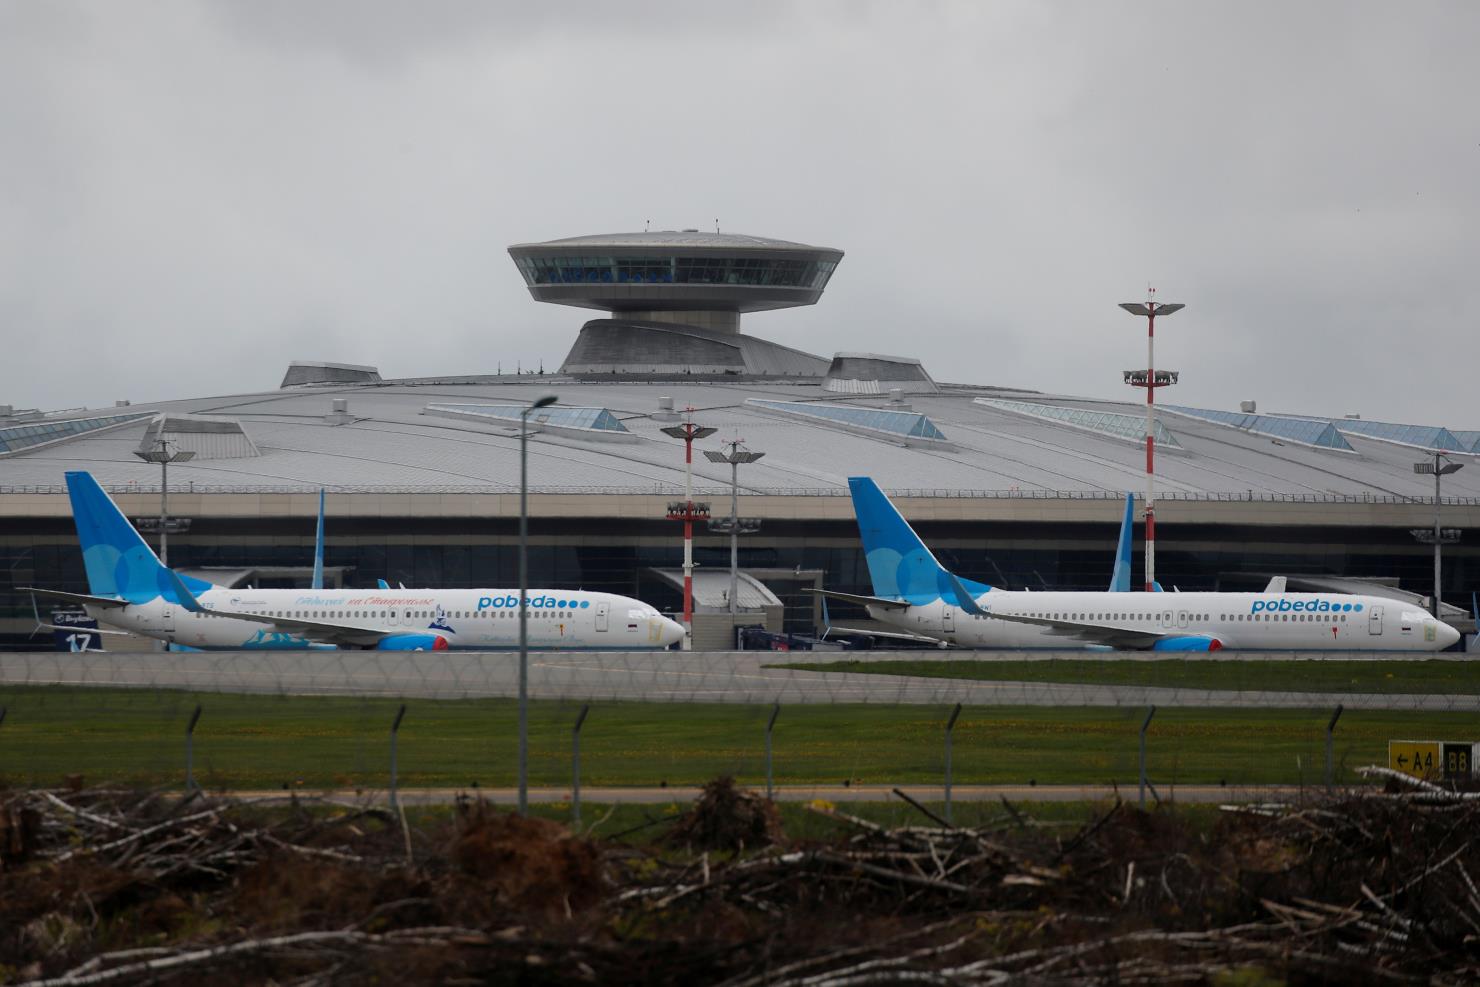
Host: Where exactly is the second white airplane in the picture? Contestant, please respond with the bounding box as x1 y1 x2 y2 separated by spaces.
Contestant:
817 478 1459 652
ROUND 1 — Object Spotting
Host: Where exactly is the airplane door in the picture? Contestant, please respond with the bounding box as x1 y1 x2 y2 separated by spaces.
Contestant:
942 607 955 634
1369 606 1384 636
595 602 609 632
1176 610 1189 629
1160 610 1173 629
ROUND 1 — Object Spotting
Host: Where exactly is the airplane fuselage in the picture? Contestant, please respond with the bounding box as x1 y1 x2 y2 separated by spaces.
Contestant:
90 588 681 651
870 591 1456 651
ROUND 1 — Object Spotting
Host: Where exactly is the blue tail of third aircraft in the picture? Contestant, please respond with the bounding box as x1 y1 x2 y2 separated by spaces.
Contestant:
847 477 993 604
66 470 212 604
1109 492 1134 592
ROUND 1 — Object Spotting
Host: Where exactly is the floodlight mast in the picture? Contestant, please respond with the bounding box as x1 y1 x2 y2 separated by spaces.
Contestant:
1414 451 1464 619
1118 290 1184 592
704 440 766 616
662 413 717 648
132 428 196 567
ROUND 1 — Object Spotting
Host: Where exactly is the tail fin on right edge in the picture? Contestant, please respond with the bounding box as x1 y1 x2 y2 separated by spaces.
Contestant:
1109 492 1134 592
65 470 211 604
311 489 325 590
847 477 992 603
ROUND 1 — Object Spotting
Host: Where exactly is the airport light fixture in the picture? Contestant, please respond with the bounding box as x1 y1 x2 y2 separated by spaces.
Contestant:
662 416 718 647
132 434 196 567
704 440 766 616
1414 452 1464 619
1118 290 1184 592
518 393 557 815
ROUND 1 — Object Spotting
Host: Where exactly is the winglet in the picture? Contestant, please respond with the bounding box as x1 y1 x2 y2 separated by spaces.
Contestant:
1263 575 1287 594
311 489 325 590
165 568 205 614
947 572 987 616
1151 581 1165 593
1109 493 1134 592
377 578 390 590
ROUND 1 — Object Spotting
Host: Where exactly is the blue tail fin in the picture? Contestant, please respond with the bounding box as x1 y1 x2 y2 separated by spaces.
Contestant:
311 489 325 590
847 477 992 603
65 471 210 604
1109 493 1134 592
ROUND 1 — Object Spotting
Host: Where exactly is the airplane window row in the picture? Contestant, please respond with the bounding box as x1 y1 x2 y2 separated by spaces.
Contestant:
209 609 581 621
963 611 1351 624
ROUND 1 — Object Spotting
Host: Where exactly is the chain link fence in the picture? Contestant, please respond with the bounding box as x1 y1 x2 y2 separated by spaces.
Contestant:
1 649 1476 798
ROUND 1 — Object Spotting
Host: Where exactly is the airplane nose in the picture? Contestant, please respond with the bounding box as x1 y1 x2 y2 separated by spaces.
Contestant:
1438 621 1461 649
660 617 685 647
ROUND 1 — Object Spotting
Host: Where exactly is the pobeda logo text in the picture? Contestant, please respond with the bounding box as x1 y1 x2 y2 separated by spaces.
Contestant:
477 595 588 611
1249 598 1363 614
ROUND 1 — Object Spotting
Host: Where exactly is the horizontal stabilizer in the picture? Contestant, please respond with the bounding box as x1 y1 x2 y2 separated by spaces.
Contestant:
21 587 131 610
803 587 911 611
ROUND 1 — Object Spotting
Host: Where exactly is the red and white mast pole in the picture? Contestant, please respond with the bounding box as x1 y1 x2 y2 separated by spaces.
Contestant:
1119 289 1184 592
662 412 716 649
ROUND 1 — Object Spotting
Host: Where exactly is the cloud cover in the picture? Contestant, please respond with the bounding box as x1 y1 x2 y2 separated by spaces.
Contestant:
1 0 1476 423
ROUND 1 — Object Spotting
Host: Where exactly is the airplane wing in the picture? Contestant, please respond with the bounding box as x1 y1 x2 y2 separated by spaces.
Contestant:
163 570 418 648
966 608 1169 649
21 587 131 610
804 588 912 611
33 622 135 637
825 624 950 646
944 573 1175 650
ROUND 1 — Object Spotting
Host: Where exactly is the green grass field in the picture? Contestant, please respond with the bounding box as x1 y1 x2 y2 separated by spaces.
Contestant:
1 685 1472 792
771 657 1480 694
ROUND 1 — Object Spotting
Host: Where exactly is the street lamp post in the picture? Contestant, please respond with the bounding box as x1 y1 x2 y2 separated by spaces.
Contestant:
704 440 765 616
133 431 196 567
1414 452 1463 618
518 394 558 815
1118 291 1184 592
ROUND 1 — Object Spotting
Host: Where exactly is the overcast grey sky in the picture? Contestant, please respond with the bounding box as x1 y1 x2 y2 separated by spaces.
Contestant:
2 1 1476 424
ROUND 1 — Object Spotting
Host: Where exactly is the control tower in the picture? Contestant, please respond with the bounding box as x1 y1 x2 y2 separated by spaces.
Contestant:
508 231 844 376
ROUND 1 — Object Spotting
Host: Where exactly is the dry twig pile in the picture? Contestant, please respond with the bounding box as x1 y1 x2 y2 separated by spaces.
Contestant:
2 771 1478 985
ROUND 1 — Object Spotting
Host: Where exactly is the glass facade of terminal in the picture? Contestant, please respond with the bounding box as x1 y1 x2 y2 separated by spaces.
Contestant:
515 255 839 290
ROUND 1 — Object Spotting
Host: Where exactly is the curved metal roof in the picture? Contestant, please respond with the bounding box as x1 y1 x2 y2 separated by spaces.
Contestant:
4 370 1477 506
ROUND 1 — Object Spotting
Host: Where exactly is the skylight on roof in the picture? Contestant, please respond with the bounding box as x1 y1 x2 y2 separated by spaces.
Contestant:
0 411 154 458
974 398 1181 449
1323 418 1468 453
744 399 949 443
1162 406 1355 452
1450 430 1480 454
424 403 634 438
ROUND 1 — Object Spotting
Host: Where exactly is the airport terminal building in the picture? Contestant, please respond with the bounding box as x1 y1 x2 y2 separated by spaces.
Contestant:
3 230 1478 648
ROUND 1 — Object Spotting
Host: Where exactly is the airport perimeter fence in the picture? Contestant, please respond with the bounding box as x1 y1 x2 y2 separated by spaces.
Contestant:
1 649 1478 804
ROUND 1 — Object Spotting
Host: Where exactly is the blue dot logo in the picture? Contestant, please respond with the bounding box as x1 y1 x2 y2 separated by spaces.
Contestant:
1341 604 1352 611
557 600 566 608
580 600 590 609
1354 604 1363 612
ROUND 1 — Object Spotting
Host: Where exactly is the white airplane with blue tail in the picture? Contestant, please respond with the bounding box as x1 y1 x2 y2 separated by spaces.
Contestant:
26 471 684 652
815 477 1458 652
